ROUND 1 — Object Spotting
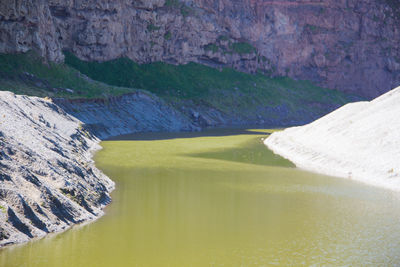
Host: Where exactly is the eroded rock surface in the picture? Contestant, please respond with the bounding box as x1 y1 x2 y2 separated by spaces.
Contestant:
1 0 399 98
54 91 198 139
0 91 114 247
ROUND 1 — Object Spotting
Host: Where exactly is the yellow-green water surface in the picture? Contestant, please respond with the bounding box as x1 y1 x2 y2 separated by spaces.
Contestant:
2 129 400 266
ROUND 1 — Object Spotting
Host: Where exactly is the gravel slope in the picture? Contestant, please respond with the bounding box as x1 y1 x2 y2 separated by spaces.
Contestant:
0 91 115 247
265 86 400 191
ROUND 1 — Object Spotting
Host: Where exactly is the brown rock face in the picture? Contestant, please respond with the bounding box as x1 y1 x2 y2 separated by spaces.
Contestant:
1 0 399 98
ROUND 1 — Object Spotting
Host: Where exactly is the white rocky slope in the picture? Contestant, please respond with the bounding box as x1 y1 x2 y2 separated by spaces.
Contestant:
265 86 400 191
0 91 114 247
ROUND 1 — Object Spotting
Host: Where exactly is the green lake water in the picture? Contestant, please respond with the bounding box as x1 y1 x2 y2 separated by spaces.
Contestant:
2 129 400 266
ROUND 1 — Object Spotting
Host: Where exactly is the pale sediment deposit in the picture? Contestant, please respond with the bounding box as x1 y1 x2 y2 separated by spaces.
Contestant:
0 91 115 247
265 86 400 191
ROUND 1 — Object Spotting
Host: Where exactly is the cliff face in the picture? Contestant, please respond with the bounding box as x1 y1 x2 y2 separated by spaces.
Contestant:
1 0 399 98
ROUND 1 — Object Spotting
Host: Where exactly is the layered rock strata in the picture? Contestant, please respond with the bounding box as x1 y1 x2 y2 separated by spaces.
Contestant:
53 92 198 139
1 0 399 98
0 91 114 247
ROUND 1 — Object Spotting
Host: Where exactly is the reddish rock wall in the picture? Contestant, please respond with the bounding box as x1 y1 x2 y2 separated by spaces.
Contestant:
1 0 399 97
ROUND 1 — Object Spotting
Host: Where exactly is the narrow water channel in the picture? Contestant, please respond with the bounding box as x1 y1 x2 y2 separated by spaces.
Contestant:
2 129 400 266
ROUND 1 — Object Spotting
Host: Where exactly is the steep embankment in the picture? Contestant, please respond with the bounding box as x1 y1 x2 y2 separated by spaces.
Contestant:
1 0 399 97
265 86 400 191
0 91 113 247
54 92 197 139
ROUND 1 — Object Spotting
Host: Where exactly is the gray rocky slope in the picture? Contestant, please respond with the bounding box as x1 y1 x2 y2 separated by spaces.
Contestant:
0 90 195 247
53 91 198 139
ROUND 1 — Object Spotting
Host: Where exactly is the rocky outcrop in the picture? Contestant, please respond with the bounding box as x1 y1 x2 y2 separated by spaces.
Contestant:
1 0 399 98
0 0 63 62
0 91 115 247
54 91 198 139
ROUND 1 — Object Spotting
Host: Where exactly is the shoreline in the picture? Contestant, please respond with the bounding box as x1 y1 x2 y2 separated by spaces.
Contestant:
0 90 275 249
264 87 400 192
0 91 115 248
1 83 393 248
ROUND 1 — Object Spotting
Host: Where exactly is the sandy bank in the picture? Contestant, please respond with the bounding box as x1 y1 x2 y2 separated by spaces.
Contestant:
265 86 400 191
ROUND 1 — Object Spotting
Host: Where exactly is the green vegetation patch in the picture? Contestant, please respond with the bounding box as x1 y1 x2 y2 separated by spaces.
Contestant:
180 5 192 17
0 51 360 121
164 31 172 40
304 24 330 34
0 205 6 213
164 0 193 17
147 24 160 32
217 35 229 42
0 52 135 98
204 43 220 53
64 52 359 116
165 0 180 8
65 51 222 98
229 42 257 54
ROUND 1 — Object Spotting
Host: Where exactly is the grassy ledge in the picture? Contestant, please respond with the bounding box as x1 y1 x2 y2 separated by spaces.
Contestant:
0 52 135 98
64 52 360 116
0 51 361 121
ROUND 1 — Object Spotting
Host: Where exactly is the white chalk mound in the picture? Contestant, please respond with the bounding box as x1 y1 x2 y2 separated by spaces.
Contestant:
265 86 400 191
